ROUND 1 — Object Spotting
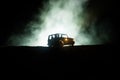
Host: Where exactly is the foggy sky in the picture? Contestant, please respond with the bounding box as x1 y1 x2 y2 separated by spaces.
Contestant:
0 0 119 46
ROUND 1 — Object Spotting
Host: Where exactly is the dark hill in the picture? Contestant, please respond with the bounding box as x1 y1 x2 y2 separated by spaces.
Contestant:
0 45 116 79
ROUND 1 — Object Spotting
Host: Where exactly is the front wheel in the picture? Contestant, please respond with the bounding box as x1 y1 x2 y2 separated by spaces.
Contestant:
71 44 74 46
59 41 64 47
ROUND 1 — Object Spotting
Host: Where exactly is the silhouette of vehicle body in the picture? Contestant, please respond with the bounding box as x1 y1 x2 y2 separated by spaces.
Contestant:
48 33 75 47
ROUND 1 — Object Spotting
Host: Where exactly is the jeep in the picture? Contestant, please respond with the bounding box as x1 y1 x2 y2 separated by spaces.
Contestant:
48 33 75 47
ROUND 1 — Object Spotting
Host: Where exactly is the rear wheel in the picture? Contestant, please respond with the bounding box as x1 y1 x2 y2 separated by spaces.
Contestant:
48 44 53 47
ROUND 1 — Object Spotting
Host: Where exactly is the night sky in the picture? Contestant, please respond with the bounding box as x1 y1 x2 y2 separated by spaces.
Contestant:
0 0 119 46
1 0 44 45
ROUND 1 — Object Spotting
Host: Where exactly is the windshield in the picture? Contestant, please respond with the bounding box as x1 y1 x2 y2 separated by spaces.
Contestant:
61 34 68 38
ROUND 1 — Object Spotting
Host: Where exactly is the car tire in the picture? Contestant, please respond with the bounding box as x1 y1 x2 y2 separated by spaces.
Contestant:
71 44 74 46
59 40 64 47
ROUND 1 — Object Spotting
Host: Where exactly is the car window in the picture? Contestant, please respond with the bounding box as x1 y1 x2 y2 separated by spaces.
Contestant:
62 34 68 38
59 34 62 37
48 35 51 39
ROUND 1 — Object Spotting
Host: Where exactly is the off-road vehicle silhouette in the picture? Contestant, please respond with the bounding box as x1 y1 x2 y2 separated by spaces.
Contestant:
48 33 75 47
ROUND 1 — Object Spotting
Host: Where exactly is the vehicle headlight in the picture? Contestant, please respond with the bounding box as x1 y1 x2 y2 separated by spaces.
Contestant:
65 38 68 41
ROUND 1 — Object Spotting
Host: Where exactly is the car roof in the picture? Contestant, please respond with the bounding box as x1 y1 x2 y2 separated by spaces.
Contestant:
49 33 67 36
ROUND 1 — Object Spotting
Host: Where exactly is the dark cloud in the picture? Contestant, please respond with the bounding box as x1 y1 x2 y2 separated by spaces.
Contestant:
1 0 45 45
82 0 119 44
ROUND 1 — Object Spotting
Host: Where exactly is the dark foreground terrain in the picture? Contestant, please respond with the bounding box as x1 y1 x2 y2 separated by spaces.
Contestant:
0 45 116 79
